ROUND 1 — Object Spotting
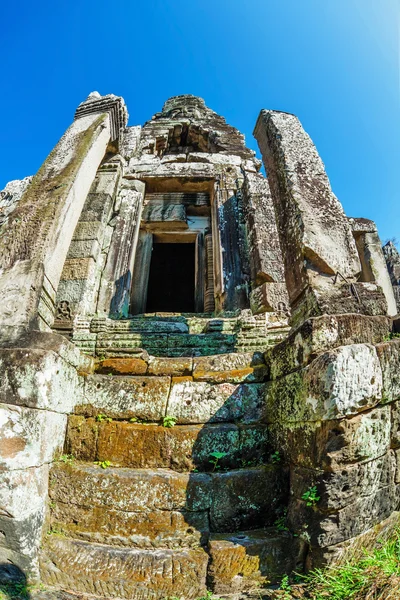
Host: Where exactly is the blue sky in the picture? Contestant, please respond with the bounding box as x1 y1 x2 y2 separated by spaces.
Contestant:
1 0 399 242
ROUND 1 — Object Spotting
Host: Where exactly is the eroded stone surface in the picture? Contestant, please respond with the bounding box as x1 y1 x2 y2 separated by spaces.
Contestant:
40 537 208 600
208 529 305 592
266 344 382 422
50 463 212 512
270 405 390 470
168 379 266 424
81 375 170 420
266 314 390 380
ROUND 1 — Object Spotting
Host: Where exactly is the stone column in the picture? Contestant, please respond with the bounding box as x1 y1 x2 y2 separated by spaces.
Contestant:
349 218 397 316
54 156 123 328
383 241 400 315
0 92 126 580
0 92 127 341
242 171 289 316
97 179 145 317
254 110 387 326
213 172 250 311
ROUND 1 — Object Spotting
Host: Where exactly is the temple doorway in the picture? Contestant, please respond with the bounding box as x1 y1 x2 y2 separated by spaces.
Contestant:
146 242 195 313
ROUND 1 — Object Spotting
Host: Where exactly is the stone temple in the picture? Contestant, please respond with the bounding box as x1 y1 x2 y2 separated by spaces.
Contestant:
1 92 400 599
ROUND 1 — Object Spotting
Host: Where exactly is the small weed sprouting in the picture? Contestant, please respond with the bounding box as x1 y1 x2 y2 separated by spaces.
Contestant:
47 525 65 536
94 460 111 469
58 454 74 464
209 451 227 471
301 485 320 507
162 415 177 428
279 575 291 599
240 457 259 468
271 451 281 463
274 509 289 531
129 417 144 424
197 593 214 600
96 413 112 423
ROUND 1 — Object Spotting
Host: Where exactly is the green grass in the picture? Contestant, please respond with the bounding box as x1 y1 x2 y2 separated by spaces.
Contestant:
274 528 400 599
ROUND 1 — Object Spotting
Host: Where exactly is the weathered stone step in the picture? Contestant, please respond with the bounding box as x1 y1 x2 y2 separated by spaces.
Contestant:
40 536 208 599
208 528 306 592
95 352 267 383
49 463 287 535
66 416 269 471
77 374 267 424
40 528 304 600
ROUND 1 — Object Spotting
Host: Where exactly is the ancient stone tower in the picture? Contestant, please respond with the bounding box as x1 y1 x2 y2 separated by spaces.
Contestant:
0 92 400 599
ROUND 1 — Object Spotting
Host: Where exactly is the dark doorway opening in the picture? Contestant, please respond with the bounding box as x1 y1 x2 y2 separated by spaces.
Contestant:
146 243 195 313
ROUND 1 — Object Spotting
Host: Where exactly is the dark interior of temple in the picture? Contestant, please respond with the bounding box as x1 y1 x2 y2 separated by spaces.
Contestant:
146 242 196 312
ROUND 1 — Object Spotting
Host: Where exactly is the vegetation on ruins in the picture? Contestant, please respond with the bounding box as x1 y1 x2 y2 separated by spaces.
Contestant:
57 454 75 464
95 413 112 422
209 451 227 471
273 529 400 599
94 460 111 469
162 415 177 428
301 486 320 508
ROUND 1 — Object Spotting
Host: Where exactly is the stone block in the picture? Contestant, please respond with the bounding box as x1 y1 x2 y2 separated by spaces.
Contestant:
66 238 101 259
96 422 240 471
168 380 266 424
0 465 48 578
50 504 209 548
290 452 394 511
266 344 382 422
0 348 83 413
65 415 98 461
376 339 400 403
40 537 208 600
95 357 148 375
208 529 306 592
0 404 66 470
81 375 170 420
61 258 95 280
72 221 103 242
96 332 167 356
168 333 236 353
210 466 287 531
250 282 289 315
391 401 400 448
192 352 266 383
50 463 212 512
266 314 390 380
270 405 390 470
148 356 193 376
288 483 398 548
306 510 400 569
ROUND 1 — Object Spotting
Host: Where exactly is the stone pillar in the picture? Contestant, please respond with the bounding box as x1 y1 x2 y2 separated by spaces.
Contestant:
383 241 400 314
97 179 145 317
213 172 250 311
254 110 387 326
349 218 397 316
54 156 123 329
0 92 127 341
241 171 289 316
0 92 126 580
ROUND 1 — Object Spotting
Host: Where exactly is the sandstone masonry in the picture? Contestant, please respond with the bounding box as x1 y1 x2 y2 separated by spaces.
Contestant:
0 93 399 599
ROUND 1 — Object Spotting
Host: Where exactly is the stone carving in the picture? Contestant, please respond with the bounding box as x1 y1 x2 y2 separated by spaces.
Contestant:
55 300 72 321
74 91 128 142
0 176 33 227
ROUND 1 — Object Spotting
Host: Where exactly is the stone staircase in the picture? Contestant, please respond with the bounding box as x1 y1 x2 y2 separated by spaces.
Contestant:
41 315 303 599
